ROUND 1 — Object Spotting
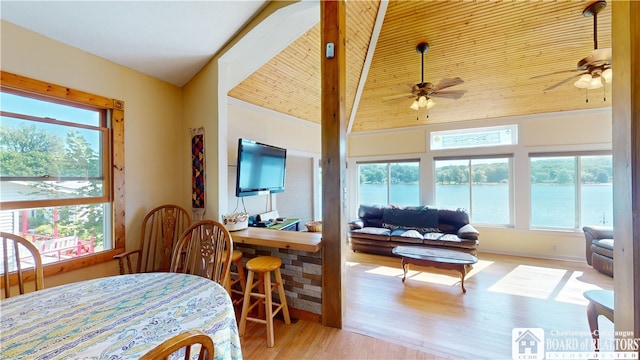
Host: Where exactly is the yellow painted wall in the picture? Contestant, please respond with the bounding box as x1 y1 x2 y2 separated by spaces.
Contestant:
182 1 318 220
1 20 187 284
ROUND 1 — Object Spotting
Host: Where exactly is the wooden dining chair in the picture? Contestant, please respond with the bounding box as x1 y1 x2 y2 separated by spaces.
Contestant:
139 330 214 360
170 220 233 292
1 232 44 298
114 204 191 275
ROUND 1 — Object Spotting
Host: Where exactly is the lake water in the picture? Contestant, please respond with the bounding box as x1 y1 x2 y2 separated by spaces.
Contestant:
359 183 613 228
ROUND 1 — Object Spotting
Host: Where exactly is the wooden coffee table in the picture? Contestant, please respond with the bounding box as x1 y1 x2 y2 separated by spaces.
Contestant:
392 246 478 293
583 289 614 346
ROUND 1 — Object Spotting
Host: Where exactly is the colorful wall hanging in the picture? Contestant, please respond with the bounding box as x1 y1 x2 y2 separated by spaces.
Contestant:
190 127 205 220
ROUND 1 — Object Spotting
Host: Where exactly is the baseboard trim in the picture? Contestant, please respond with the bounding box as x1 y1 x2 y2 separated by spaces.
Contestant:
479 249 583 263
289 307 321 323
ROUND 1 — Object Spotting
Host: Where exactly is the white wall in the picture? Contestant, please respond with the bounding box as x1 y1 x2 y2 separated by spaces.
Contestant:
225 99 321 222
1 20 187 284
347 108 612 261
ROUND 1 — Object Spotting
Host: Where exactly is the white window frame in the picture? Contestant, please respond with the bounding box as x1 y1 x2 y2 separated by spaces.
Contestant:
529 151 613 230
356 160 421 207
433 154 514 226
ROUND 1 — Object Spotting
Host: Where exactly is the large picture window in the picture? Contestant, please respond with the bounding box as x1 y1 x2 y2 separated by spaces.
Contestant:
530 153 612 229
0 71 124 274
434 156 512 225
358 161 419 207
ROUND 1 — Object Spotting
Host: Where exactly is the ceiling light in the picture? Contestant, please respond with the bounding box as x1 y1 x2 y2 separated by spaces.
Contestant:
602 68 613 83
574 74 593 89
410 100 420 111
418 96 428 107
587 75 603 89
426 98 436 109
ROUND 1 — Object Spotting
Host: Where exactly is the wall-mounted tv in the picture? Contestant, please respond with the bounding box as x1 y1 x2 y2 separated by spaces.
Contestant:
235 138 287 197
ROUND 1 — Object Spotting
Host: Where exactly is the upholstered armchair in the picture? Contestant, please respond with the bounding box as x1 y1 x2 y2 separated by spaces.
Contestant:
583 226 614 277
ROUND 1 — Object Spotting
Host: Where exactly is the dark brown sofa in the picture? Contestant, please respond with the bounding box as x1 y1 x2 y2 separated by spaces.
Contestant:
583 226 614 277
349 204 479 256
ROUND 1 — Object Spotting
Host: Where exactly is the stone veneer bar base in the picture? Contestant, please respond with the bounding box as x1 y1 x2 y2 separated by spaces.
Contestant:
234 244 323 319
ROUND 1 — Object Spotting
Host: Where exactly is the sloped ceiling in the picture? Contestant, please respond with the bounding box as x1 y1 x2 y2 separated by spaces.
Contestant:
228 0 612 133
228 0 381 127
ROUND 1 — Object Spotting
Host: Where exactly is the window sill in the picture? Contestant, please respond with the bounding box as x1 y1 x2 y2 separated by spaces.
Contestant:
42 248 124 278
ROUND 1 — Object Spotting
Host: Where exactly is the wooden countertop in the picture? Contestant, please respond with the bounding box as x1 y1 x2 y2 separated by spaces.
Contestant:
230 227 322 252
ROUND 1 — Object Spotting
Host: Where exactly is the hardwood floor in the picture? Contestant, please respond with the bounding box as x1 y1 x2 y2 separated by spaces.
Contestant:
239 251 614 359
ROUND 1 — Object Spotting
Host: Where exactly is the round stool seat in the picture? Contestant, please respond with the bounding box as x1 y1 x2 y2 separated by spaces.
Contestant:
232 249 243 262
246 256 282 273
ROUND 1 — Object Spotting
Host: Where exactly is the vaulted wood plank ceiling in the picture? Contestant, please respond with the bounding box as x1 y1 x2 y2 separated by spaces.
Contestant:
228 0 612 133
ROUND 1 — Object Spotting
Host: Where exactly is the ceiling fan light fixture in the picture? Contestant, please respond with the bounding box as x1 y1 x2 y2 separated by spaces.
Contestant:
418 95 428 107
602 68 613 83
410 100 420 111
587 75 603 89
426 98 436 109
574 74 593 89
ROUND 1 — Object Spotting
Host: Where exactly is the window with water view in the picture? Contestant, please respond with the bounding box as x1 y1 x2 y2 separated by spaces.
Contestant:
434 157 512 225
530 154 612 229
358 161 419 207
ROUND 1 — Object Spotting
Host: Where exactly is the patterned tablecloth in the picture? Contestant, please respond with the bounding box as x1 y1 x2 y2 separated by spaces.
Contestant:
0 272 242 360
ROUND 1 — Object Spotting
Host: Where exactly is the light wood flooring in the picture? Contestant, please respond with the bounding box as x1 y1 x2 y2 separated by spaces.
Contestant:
239 251 614 359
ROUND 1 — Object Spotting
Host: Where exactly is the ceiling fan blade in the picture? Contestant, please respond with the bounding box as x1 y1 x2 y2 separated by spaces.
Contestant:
543 73 586 91
431 89 466 100
435 77 464 91
382 93 414 101
530 69 577 79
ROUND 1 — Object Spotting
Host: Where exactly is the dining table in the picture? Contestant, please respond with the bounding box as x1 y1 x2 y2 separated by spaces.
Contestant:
0 272 242 359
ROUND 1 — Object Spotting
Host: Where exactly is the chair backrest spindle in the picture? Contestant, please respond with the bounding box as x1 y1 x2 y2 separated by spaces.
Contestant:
140 330 214 360
113 204 191 275
170 220 233 293
1 232 44 298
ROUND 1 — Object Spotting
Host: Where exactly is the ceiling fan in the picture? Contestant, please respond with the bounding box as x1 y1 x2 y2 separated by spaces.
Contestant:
537 0 612 93
385 42 465 114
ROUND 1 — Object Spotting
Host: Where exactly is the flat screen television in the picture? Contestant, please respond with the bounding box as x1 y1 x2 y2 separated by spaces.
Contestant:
235 138 287 197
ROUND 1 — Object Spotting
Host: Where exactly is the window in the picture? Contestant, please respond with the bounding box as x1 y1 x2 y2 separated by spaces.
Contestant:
430 125 517 150
358 161 419 207
530 153 612 229
434 156 512 225
0 71 124 275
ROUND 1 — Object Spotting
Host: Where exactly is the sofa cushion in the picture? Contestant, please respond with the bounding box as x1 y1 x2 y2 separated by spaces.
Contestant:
592 239 614 258
423 232 479 250
381 208 439 233
350 227 391 241
593 238 614 251
458 224 480 240
390 229 424 244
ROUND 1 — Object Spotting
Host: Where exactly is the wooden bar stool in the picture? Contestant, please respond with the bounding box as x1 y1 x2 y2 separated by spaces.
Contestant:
238 256 290 347
229 250 246 306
